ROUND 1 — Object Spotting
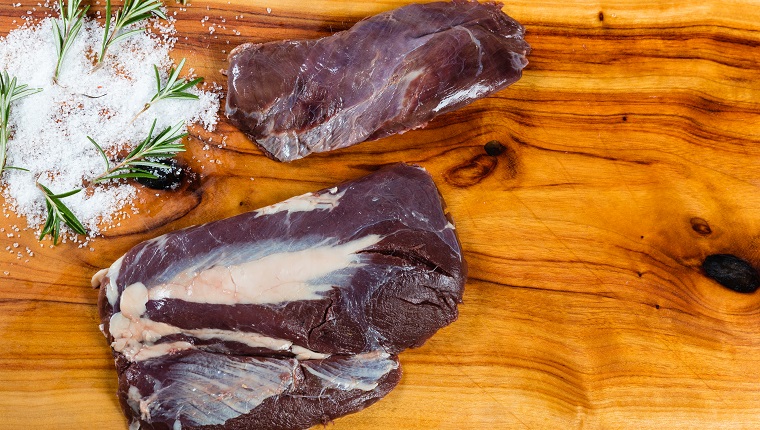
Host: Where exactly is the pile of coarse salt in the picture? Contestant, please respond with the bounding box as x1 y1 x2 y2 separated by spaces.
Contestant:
0 10 220 243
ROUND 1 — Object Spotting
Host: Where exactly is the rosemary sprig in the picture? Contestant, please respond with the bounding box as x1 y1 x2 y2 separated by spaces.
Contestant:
37 121 185 245
0 71 41 174
88 119 186 184
132 58 203 122
52 0 90 83
95 0 167 69
37 182 87 244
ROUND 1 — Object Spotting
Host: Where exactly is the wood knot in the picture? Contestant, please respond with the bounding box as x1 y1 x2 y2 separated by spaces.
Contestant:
702 254 760 293
445 154 497 188
136 158 197 191
690 217 712 236
484 140 506 156
445 140 519 187
598 11 604 22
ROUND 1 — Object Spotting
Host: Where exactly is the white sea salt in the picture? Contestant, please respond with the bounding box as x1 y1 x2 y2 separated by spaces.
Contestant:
0 14 220 239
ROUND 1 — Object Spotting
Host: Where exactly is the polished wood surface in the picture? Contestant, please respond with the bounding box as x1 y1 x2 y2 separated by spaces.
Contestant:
2 0 760 428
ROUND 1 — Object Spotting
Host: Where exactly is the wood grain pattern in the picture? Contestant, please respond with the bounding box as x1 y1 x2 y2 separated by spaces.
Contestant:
2 0 760 428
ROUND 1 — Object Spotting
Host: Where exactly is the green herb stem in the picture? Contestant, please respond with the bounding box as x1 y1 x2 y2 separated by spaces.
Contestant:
95 0 167 70
89 120 186 184
37 182 86 244
0 71 42 174
53 0 90 83
132 58 203 122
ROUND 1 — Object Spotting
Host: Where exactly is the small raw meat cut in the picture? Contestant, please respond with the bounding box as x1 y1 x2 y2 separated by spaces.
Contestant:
226 0 530 161
95 163 466 430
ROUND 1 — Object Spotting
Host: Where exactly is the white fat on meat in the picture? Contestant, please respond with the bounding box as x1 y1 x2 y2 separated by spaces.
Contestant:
302 351 399 391
91 268 108 288
109 284 327 362
107 233 383 363
147 234 382 306
103 255 125 307
140 353 296 427
254 188 345 218
128 351 398 428
433 83 491 113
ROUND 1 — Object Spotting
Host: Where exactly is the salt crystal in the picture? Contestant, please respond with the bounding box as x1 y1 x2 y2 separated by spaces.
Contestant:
0 14 221 240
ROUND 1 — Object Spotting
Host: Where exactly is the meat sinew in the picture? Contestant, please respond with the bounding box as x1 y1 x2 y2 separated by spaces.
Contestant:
226 0 530 162
94 163 467 430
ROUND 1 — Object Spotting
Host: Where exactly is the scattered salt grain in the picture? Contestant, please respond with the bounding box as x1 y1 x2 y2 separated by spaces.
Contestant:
0 15 221 240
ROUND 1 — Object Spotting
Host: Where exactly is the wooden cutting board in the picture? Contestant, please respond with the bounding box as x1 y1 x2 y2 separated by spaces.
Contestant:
2 0 760 428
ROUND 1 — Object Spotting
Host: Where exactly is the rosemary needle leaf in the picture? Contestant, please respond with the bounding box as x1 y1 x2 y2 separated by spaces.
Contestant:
87 136 110 171
4 166 29 171
0 71 42 174
128 160 174 169
97 0 167 67
53 0 90 82
153 58 204 101
132 58 202 121
37 182 86 244
110 28 144 46
101 171 157 181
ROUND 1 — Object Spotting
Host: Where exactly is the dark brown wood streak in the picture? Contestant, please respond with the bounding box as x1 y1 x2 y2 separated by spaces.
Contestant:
3 0 760 429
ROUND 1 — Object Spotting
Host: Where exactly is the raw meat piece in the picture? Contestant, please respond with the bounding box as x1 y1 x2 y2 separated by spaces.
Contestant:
95 163 466 430
225 0 530 161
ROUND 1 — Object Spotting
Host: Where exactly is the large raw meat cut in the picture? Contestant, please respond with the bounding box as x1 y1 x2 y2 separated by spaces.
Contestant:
225 0 530 161
95 163 466 430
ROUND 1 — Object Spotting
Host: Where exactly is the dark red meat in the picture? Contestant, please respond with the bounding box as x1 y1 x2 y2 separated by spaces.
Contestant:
226 1 530 161
95 163 466 430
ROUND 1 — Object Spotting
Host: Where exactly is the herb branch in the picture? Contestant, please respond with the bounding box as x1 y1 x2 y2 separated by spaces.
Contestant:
132 58 203 122
37 182 87 244
88 119 186 184
37 121 186 245
52 0 90 83
96 0 167 69
0 71 41 174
